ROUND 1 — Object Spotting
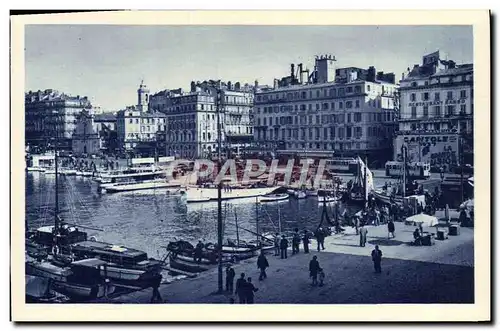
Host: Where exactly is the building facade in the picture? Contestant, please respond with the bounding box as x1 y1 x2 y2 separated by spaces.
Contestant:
116 81 167 152
72 111 118 156
253 55 398 164
149 80 254 158
395 51 474 170
25 89 93 151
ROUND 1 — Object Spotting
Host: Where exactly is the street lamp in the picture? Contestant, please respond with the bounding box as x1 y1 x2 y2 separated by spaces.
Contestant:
440 167 445 182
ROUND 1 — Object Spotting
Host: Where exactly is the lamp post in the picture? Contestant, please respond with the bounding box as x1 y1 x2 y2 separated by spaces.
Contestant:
440 167 445 182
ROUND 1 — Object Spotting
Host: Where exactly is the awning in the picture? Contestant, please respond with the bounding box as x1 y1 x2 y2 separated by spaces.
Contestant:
405 213 438 227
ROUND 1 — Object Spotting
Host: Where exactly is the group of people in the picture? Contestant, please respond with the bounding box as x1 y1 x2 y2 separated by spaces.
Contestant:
274 227 330 259
230 272 259 304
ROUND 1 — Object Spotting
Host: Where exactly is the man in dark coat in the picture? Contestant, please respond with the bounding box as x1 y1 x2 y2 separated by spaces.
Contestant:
387 219 396 238
257 251 269 281
359 225 368 247
315 228 325 251
279 235 289 259
302 229 310 253
371 245 383 273
244 277 258 304
194 240 204 263
225 266 235 292
309 256 321 286
235 273 247 303
292 228 300 255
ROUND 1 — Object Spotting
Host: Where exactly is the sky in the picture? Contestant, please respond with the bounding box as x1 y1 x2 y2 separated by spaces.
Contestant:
25 25 473 111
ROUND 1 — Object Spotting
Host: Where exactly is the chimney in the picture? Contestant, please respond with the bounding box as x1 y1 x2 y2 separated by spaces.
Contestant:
273 79 279 89
227 81 232 90
291 64 295 79
254 79 259 87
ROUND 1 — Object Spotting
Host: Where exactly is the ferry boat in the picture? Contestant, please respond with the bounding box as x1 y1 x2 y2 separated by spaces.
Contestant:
26 257 115 301
104 180 182 193
98 170 173 192
26 166 46 172
96 167 158 184
182 185 279 203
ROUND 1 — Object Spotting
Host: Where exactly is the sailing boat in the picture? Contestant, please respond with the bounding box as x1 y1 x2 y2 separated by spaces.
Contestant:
372 145 421 205
346 157 373 206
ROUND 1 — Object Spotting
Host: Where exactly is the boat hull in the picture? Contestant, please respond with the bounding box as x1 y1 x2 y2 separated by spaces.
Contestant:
169 255 212 273
185 186 279 203
105 182 181 193
258 193 289 202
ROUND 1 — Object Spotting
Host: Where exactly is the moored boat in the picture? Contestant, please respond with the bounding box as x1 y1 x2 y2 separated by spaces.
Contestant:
25 258 115 301
183 185 279 203
258 193 289 203
26 167 46 172
104 180 182 193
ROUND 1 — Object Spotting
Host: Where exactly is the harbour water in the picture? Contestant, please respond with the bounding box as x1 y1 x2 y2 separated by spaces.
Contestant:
25 170 441 262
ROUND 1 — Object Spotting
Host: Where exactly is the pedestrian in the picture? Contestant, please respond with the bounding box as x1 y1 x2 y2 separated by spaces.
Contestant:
257 250 269 281
235 273 247 303
225 266 235 292
273 233 280 256
359 225 368 247
279 235 289 259
354 216 360 235
387 219 395 238
315 227 325 251
244 277 259 304
292 228 300 255
302 229 310 253
309 255 321 286
371 245 383 273
194 240 204 263
150 273 163 303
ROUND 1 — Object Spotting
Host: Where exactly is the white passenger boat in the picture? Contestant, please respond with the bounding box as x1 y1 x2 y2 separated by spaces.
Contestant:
183 185 279 202
317 195 340 204
60 169 77 176
26 167 46 172
98 171 172 191
104 180 182 193
258 193 289 203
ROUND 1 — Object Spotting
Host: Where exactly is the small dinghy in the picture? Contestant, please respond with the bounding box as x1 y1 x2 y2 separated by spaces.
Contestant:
259 193 289 202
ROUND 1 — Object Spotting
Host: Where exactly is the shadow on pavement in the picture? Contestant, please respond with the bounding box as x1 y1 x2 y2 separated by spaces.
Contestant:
368 239 405 246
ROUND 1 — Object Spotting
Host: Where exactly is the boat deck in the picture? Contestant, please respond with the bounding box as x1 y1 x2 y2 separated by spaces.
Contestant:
71 241 148 259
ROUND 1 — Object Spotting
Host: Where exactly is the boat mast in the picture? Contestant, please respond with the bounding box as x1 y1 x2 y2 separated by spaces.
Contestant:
255 197 259 246
277 204 281 233
54 136 59 237
402 145 407 199
363 156 368 207
234 208 240 247
216 87 223 293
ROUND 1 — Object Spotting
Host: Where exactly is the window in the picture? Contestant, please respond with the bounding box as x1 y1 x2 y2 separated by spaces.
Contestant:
309 115 313 124
331 102 335 110
330 127 335 139
354 113 362 122
323 103 329 110
367 85 371 92
339 88 345 96
263 118 267 126
269 117 273 125
308 104 312 111
316 90 320 98
331 89 336 97
346 101 353 109
422 92 429 101
316 104 320 110
136 119 139 124
447 105 455 116
434 106 441 117
423 106 429 117
339 102 344 109
460 90 467 98
460 104 467 114
434 92 440 101
347 87 353 93
355 100 360 108
447 91 453 100
347 113 351 123
411 107 417 119
129 119 133 123
315 115 320 124
410 93 416 102
355 86 361 94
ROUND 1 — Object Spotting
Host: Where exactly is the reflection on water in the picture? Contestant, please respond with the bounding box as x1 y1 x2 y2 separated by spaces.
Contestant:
25 171 398 260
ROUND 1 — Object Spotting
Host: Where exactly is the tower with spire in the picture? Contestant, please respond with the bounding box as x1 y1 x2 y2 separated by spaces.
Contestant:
137 79 150 112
